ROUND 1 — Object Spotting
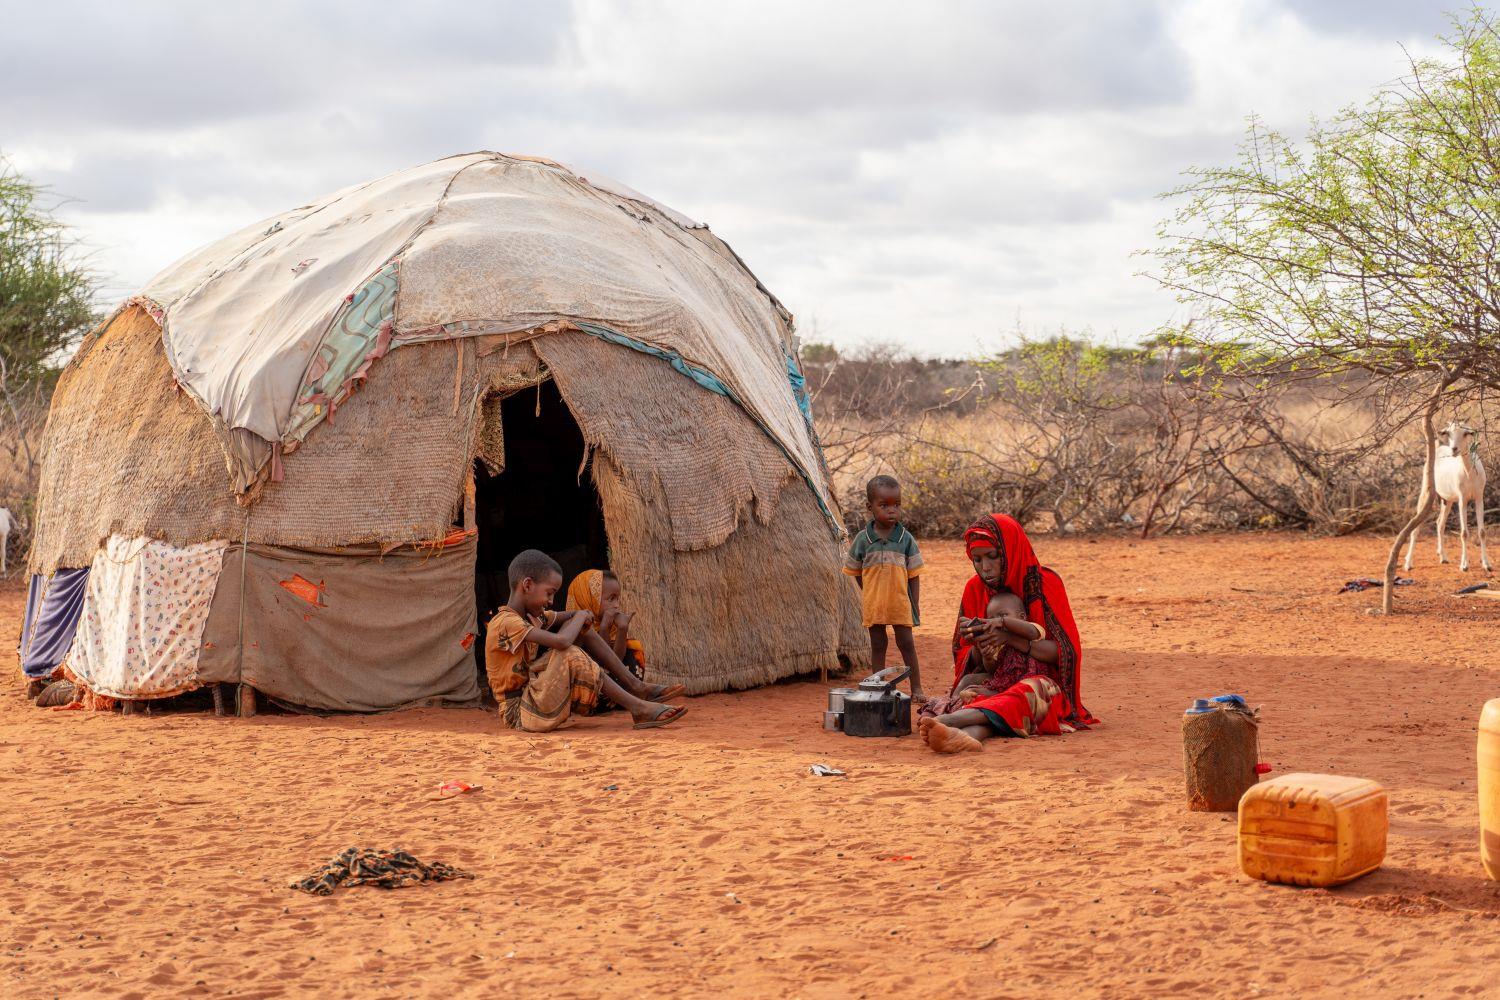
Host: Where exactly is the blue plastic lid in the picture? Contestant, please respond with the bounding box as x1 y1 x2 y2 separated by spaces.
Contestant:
1185 698 1213 715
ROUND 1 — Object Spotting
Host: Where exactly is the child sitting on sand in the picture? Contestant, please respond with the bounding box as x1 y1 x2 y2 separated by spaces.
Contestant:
486 550 687 732
920 590 1043 718
843 475 924 699
566 569 646 680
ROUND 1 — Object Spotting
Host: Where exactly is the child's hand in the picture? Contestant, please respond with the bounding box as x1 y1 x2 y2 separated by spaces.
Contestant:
960 688 982 704
575 609 595 628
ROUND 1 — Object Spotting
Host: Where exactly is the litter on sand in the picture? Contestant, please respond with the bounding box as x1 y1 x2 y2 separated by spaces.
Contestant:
1338 577 1414 594
292 848 476 895
809 764 845 777
433 780 480 799
1455 582 1495 596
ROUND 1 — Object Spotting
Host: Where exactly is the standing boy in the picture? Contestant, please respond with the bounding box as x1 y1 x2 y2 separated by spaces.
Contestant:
842 475 924 699
487 549 687 732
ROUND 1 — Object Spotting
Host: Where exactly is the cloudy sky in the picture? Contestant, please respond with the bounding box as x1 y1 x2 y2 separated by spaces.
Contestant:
0 0 1461 356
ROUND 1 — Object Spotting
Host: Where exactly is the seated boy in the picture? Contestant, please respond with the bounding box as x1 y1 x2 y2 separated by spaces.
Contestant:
486 550 687 732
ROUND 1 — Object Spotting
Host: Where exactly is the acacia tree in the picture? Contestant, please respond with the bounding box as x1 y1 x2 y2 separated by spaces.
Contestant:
1152 12 1500 612
0 156 96 525
1 158 94 381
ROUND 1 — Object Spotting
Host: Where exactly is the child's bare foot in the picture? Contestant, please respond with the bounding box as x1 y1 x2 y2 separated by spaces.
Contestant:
917 715 936 742
925 721 983 753
911 688 928 705
631 703 688 730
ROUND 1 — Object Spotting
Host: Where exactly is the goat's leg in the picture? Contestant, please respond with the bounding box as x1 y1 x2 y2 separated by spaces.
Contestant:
1479 492 1493 572
1458 498 1472 571
1436 501 1450 564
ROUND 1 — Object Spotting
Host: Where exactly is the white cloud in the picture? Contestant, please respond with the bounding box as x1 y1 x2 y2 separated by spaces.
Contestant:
0 0 1462 355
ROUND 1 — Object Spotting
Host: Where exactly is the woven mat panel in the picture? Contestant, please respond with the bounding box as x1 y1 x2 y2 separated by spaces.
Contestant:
471 341 549 477
31 305 239 574
31 310 542 574
535 331 797 553
594 451 843 693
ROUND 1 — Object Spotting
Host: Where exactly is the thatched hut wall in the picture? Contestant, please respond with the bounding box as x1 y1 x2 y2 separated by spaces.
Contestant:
593 451 846 691
536 332 859 691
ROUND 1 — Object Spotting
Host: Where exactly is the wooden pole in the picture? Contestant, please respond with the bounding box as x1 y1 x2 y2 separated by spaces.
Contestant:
237 683 257 718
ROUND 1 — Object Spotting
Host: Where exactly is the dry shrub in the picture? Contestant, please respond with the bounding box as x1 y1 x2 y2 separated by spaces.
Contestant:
810 339 1451 538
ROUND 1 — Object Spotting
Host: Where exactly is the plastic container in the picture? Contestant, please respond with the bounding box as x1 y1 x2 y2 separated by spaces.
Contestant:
1238 772 1387 887
1182 699 1260 812
1480 699 1500 880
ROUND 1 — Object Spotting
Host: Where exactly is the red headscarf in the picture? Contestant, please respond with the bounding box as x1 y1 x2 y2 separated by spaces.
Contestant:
953 513 1097 727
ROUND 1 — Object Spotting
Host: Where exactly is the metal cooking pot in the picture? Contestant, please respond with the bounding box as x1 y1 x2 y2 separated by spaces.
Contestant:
842 667 912 738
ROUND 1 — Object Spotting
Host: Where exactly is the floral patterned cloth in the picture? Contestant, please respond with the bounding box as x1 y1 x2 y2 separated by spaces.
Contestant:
71 535 228 698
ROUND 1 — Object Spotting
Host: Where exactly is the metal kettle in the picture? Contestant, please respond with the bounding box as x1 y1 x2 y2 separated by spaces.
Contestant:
841 667 913 738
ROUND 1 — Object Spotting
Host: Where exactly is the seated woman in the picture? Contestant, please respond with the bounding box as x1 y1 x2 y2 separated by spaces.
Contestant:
567 568 647 681
920 512 1098 753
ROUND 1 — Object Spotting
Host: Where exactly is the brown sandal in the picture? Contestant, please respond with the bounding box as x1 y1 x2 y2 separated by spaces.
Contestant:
645 683 685 701
632 704 688 730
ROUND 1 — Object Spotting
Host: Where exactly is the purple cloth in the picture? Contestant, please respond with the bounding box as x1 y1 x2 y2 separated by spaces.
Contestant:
19 568 89 678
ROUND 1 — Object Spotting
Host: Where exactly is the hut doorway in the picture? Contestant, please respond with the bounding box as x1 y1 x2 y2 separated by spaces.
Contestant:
472 380 608 661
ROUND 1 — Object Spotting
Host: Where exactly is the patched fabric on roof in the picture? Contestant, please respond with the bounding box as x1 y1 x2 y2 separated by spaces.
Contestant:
134 151 829 519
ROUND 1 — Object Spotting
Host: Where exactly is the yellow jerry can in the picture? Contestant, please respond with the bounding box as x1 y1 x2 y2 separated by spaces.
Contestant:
1479 699 1500 880
1238 772 1387 887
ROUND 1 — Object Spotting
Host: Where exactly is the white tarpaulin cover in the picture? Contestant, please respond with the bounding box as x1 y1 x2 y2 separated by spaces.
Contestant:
134 151 828 514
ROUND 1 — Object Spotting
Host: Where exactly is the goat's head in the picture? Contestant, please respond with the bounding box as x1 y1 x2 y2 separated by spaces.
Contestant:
1441 421 1481 457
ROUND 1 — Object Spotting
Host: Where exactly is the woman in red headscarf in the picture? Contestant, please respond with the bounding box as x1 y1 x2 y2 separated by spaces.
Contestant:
918 513 1097 753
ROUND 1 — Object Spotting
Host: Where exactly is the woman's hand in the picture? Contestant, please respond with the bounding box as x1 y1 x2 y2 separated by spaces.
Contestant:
960 616 996 641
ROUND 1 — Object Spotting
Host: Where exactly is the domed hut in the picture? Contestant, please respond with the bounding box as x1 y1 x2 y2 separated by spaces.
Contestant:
23 152 866 711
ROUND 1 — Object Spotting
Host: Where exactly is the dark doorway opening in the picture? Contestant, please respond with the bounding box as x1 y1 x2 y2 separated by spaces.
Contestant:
473 380 608 679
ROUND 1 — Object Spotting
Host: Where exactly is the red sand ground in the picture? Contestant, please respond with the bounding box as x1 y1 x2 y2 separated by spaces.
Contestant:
5 532 1500 998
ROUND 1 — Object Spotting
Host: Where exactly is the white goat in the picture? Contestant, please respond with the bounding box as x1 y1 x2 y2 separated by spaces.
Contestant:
1404 421 1491 572
0 507 12 576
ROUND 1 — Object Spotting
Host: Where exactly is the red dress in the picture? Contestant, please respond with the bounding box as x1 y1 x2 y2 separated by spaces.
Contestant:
949 513 1098 728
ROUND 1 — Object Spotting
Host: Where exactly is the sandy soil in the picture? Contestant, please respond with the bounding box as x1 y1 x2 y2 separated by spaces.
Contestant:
5 532 1500 999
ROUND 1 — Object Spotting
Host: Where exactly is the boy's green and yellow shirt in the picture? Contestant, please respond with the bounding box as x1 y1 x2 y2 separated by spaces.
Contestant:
843 522 923 627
